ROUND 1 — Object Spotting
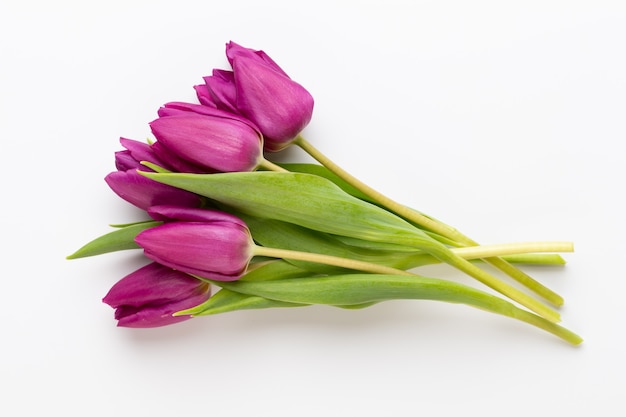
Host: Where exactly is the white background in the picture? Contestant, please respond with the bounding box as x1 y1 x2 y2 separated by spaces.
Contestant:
2 0 625 415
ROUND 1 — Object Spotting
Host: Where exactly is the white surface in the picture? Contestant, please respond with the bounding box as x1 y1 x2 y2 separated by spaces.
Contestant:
2 0 624 415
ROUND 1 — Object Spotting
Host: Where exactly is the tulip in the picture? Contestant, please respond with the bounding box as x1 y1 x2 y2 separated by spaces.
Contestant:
149 111 264 173
198 41 314 152
135 206 254 281
102 262 211 328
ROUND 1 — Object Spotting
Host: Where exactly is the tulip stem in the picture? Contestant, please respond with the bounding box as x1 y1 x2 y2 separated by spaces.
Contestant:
252 245 414 276
292 135 565 306
451 241 573 260
258 158 289 172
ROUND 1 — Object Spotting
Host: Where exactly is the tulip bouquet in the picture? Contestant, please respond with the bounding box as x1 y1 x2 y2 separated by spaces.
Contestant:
68 41 582 345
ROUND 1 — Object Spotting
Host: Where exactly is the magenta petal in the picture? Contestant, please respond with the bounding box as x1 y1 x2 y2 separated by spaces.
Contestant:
225 41 289 77
158 101 258 131
103 262 207 307
115 150 141 171
150 141 209 174
105 170 202 211
147 205 248 227
194 83 218 108
115 137 171 171
114 292 208 328
203 70 240 114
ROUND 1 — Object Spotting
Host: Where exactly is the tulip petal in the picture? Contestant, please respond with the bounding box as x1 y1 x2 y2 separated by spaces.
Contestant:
105 169 202 211
226 41 289 77
147 205 248 227
203 70 239 114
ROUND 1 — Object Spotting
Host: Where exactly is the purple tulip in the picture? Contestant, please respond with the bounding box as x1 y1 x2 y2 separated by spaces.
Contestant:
149 111 263 173
198 41 314 152
105 169 202 212
102 262 211 328
135 206 254 281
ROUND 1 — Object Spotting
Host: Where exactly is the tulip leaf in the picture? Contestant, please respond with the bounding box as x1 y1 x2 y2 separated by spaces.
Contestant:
181 260 376 316
277 162 374 203
179 260 311 316
239 259 314 282
216 274 583 345
177 288 307 316
66 220 161 259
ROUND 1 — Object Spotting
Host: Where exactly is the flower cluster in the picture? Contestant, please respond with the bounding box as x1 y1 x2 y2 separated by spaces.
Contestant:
68 41 582 345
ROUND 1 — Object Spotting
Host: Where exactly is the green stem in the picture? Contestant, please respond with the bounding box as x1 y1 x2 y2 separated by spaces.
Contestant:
500 254 566 265
258 158 288 172
293 135 564 306
451 241 573 260
253 245 414 276
435 248 561 322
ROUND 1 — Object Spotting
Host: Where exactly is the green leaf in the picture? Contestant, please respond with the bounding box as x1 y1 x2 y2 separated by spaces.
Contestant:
179 260 312 316
239 259 314 282
216 274 582 345
277 163 464 246
66 220 161 259
177 288 307 316
181 260 382 316
277 162 374 203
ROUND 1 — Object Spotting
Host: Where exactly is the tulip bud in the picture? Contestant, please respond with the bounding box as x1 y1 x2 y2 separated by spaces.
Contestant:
135 206 254 281
149 111 264 173
102 262 211 328
199 41 314 152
